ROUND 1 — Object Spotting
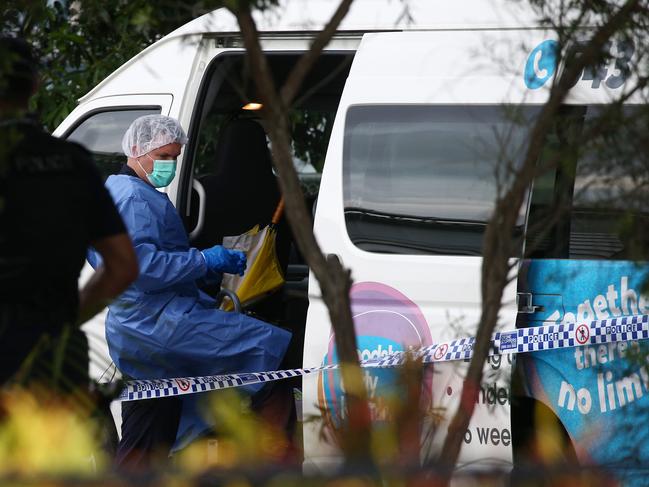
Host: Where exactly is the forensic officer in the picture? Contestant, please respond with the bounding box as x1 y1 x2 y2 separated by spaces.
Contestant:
88 115 291 470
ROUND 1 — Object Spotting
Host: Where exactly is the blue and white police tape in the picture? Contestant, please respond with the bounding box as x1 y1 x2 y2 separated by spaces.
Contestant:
118 313 649 402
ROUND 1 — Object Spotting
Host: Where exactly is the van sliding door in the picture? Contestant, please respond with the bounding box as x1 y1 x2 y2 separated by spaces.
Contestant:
517 104 649 468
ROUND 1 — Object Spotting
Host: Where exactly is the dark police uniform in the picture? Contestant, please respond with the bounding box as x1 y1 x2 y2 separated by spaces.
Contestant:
0 117 126 388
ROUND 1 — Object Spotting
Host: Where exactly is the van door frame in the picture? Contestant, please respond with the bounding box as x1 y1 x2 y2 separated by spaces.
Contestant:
177 46 357 234
53 94 174 138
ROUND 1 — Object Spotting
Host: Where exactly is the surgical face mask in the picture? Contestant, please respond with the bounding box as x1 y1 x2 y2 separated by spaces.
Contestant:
137 155 177 188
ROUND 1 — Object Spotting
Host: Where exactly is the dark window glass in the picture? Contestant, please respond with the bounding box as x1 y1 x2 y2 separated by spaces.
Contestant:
193 110 334 199
343 105 530 255
525 105 649 260
189 53 347 201
66 108 160 179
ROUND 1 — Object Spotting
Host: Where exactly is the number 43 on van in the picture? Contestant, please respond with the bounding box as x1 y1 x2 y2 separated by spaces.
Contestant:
524 39 634 90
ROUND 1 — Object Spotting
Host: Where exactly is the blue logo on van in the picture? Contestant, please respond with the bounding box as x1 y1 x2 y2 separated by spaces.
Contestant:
524 40 558 89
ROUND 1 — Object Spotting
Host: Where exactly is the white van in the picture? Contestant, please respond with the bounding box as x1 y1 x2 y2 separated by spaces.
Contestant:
54 0 649 479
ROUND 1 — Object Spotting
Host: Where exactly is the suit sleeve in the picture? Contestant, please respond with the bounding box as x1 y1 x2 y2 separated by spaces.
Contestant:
118 195 207 292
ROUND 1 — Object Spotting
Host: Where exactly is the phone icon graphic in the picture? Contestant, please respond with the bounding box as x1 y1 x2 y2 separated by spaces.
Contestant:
525 40 558 89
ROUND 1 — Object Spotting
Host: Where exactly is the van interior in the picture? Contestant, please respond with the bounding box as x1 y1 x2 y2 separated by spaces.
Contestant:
180 51 355 369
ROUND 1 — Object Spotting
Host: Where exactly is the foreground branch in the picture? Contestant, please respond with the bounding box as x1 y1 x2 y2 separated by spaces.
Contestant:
280 0 354 105
229 0 371 462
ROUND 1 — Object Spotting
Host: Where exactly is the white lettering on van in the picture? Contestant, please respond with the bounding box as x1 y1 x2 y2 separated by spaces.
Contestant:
357 344 396 362
543 276 641 330
364 371 378 398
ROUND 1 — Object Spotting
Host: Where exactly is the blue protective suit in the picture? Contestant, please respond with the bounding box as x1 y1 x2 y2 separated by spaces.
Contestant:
88 173 291 447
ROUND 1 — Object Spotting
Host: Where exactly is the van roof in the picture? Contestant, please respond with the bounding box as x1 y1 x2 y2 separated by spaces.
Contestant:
167 0 545 38
79 0 549 103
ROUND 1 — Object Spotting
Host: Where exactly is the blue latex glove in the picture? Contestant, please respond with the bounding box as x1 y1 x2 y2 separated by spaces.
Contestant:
201 245 247 276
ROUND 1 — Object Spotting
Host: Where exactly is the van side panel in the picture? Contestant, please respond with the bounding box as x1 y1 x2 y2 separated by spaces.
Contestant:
303 30 540 469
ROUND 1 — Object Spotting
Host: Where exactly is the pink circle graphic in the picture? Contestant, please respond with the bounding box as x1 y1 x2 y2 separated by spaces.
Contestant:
318 282 434 432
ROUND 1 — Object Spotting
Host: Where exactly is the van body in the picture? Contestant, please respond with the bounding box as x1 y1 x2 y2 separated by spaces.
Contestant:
53 0 649 480
305 24 649 477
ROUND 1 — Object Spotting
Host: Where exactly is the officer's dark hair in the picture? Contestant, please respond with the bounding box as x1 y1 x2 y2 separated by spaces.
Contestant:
0 36 38 102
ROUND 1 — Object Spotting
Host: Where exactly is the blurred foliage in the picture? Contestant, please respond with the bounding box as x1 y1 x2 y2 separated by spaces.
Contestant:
1 0 226 130
177 389 292 471
0 387 105 476
0 373 614 486
224 0 280 10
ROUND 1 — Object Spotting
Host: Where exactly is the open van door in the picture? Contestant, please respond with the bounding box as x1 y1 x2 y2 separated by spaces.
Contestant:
301 29 543 470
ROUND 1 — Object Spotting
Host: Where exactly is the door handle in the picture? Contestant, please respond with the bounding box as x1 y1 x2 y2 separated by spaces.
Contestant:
188 178 206 241
517 292 544 314
217 288 242 313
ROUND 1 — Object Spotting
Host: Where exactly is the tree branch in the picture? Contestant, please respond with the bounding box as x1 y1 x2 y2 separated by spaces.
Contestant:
280 0 354 106
228 0 371 463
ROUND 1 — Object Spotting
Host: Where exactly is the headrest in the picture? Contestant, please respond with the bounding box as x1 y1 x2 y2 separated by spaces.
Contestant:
213 119 274 178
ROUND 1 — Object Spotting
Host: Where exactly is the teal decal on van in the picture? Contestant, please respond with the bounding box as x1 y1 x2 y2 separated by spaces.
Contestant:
322 336 403 427
519 259 649 482
524 40 558 89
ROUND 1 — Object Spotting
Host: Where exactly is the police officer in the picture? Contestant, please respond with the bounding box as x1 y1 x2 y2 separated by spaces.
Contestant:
0 37 138 389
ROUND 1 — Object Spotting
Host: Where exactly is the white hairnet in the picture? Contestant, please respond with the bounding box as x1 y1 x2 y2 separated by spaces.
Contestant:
122 114 188 158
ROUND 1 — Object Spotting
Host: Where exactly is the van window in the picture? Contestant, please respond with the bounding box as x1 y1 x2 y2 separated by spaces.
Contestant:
66 108 160 179
525 105 649 260
343 105 530 255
